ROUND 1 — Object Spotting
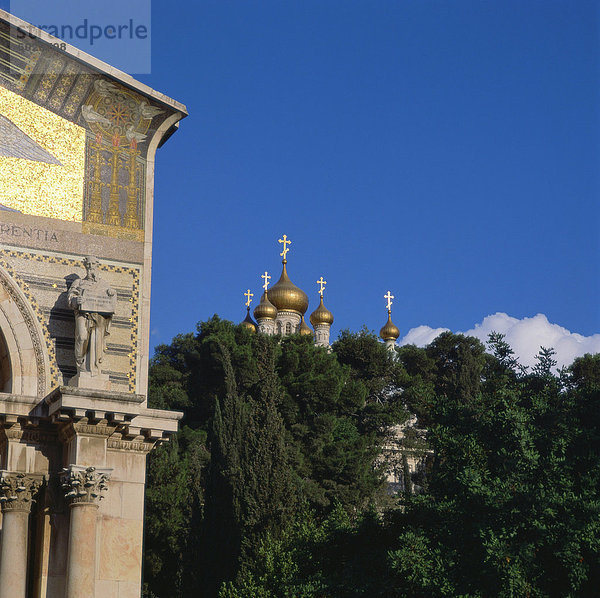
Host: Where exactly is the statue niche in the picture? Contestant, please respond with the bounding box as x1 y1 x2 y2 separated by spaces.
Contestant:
67 256 116 389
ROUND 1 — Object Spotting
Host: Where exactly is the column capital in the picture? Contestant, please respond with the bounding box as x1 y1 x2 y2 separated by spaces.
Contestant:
0 471 43 512
60 465 112 506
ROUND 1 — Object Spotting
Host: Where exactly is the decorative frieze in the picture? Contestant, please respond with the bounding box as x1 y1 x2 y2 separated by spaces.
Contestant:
107 437 155 453
0 471 43 512
60 465 112 505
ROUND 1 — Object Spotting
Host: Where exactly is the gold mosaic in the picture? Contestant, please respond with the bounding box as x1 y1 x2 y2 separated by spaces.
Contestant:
0 86 85 221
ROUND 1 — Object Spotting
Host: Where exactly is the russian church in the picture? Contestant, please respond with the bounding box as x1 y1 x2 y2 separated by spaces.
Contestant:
239 234 401 351
237 235 427 496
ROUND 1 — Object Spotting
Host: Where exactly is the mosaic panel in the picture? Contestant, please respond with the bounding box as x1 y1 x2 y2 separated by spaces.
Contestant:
0 25 166 240
0 85 85 220
0 25 42 91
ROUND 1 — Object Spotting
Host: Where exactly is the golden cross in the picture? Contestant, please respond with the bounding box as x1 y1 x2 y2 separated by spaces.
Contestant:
261 271 271 291
244 289 253 307
384 290 394 312
316 277 327 297
278 234 291 261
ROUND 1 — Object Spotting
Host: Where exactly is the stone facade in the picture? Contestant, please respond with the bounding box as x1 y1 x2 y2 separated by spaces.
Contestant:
0 10 186 597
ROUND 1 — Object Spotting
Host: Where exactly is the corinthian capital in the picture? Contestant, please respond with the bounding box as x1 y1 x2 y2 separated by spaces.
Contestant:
0 472 43 512
61 465 112 505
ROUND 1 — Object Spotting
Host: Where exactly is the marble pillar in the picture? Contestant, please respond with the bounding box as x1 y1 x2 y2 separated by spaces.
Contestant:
0 472 42 598
61 465 112 598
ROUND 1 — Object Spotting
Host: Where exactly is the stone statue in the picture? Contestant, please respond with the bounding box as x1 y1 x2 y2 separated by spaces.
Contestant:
67 256 116 381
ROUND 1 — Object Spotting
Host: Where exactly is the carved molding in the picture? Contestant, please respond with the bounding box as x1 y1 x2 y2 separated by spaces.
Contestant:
0 471 43 512
107 437 154 453
58 421 117 445
72 422 115 436
61 465 112 505
21 428 57 445
0 263 48 396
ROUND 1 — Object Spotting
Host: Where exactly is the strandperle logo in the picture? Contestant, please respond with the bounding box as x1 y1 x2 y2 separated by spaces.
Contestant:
15 19 148 46
8 0 152 74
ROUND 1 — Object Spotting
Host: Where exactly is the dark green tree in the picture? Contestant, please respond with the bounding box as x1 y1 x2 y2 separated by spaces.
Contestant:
225 333 600 598
144 319 408 597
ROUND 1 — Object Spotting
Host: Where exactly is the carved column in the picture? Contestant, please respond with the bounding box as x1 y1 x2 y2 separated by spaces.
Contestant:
61 465 111 598
0 472 42 598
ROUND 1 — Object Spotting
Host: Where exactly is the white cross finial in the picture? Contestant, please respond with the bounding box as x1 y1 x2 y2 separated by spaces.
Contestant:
317 277 327 297
261 271 271 291
384 290 394 312
278 234 291 261
244 289 253 308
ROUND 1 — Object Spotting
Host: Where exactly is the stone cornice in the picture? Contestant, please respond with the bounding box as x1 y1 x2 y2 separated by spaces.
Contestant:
47 386 145 404
45 386 145 424
58 420 119 445
0 389 182 444
0 421 57 446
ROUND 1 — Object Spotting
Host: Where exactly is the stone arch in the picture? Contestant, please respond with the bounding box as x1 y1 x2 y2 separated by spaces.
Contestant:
0 265 50 397
0 327 11 392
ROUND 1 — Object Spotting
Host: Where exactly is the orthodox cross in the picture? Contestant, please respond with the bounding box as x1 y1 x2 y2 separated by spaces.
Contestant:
244 289 253 308
261 271 271 291
384 291 394 312
317 277 327 297
278 234 291 261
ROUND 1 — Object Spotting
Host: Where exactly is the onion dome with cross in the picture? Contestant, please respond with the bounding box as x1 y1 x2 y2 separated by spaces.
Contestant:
268 235 309 315
310 277 334 327
240 289 257 332
380 291 400 348
254 272 278 321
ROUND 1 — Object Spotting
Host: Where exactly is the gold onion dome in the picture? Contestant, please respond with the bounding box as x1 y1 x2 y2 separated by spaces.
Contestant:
268 261 309 315
254 291 277 321
299 316 313 336
310 296 334 326
380 311 400 341
241 308 257 332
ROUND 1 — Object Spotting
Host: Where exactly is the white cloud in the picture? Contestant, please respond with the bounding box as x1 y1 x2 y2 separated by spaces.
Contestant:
399 312 600 369
400 325 450 348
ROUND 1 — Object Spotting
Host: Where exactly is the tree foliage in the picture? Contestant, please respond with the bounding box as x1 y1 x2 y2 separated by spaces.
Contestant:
144 320 600 598
144 319 405 597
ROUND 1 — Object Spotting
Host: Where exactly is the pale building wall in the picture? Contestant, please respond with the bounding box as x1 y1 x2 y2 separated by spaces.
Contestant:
276 311 301 335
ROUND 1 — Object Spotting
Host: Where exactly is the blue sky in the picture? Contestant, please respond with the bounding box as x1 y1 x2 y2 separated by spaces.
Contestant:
6 1 600 363
142 0 599 357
